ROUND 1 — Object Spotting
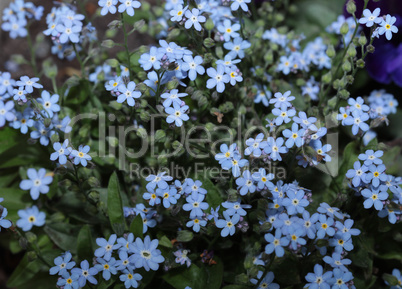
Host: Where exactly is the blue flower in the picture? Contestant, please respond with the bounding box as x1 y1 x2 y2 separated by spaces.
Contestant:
16 205 46 231
0 100 15 127
157 187 180 208
30 121 55 146
161 89 187 108
71 145 92 167
282 190 309 215
146 172 172 190
221 153 248 178
305 264 333 289
272 106 296 125
236 170 256 195
129 235 165 271
262 137 288 161
71 260 99 287
207 206 220 222
57 272 80 289
282 123 306 148
277 55 293 75
348 96 370 112
119 268 142 288
358 8 382 27
13 87 27 101
365 164 387 187
222 201 250 217
287 226 307 250
56 20 81 43
139 46 163 71
118 0 141 16
12 109 34 134
0 207 12 231
254 88 271 107
331 268 353 289
49 252 76 275
252 168 274 190
378 14 398 40
358 150 383 166
215 143 239 164
184 179 207 196
336 107 351 126
343 110 370 135
217 19 240 41
269 91 295 108
335 219 360 236
117 233 135 253
186 217 207 233
1 16 27 39
300 211 319 239
346 161 368 187
105 77 123 92
0 72 15 95
50 140 72 165
316 214 335 239
182 55 205 81
170 5 188 22
250 271 280 289
310 140 332 163
293 111 318 131
184 8 205 31
16 76 42 93
115 250 131 271
98 0 118 15
206 65 230 93
174 249 191 267
329 233 354 253
361 187 388 210
223 37 251 59
387 269 402 289
264 230 289 257
165 102 190 127
317 203 343 219
230 0 251 12
117 81 141 107
323 252 352 271
94 257 117 281
216 212 240 237
19 168 53 200
95 234 120 261
182 192 209 218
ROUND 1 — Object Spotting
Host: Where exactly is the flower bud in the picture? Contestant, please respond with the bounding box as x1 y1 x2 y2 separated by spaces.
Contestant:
346 0 356 14
203 38 215 48
326 45 336 58
101 39 115 48
340 22 349 35
205 18 215 30
367 44 375 53
27 251 37 262
358 34 367 46
356 59 365 68
342 60 352 72
347 43 357 57
321 72 332 84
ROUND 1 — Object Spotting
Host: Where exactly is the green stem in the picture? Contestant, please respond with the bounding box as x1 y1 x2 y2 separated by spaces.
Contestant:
121 13 132 73
73 44 86 77
26 27 38 76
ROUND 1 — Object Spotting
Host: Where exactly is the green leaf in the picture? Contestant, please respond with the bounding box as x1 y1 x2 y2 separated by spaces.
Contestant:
204 256 224 289
330 141 358 192
107 171 125 235
159 235 173 248
7 252 42 288
130 214 144 239
177 230 194 242
77 225 93 261
0 188 31 221
197 173 223 208
0 127 20 155
163 264 204 289
222 286 249 289
44 224 78 254
383 273 399 286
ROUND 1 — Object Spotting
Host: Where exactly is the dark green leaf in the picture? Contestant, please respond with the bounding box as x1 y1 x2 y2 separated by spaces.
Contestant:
107 172 125 235
77 225 93 261
7 253 42 288
44 224 78 254
130 214 143 239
